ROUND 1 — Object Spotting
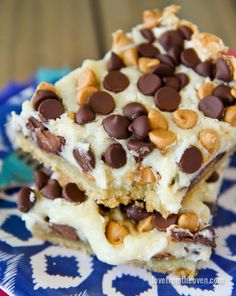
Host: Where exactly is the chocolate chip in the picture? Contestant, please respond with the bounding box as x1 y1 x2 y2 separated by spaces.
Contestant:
73 148 95 172
137 43 159 58
40 179 62 199
140 28 155 43
152 212 178 231
128 115 150 140
170 226 194 242
38 99 65 121
167 46 182 65
194 226 216 248
103 115 130 139
153 252 172 259
151 64 174 77
206 171 219 183
32 90 59 111
75 104 95 125
99 204 111 216
34 170 50 190
175 73 189 89
154 86 181 112
179 146 203 174
204 202 217 215
35 129 65 154
181 48 201 68
198 95 224 119
89 91 115 115
215 58 232 82
104 143 127 168
124 204 150 223
42 167 53 176
62 183 86 203
212 84 234 106
26 117 44 131
137 73 161 96
159 30 184 51
163 76 180 90
127 140 154 157
103 71 129 93
108 52 125 72
178 26 193 40
123 102 147 121
17 187 35 212
50 224 79 241
156 54 176 68
195 61 214 78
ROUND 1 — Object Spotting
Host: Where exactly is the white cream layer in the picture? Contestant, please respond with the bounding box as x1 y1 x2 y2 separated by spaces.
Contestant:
23 196 211 265
21 174 222 266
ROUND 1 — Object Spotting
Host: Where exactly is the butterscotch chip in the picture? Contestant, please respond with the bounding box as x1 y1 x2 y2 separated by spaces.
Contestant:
143 9 162 28
198 129 220 154
231 87 236 99
112 30 132 49
122 47 138 66
224 106 236 126
83 172 95 182
148 109 168 130
77 86 98 105
138 57 160 73
177 212 199 233
197 82 214 100
67 112 75 121
172 109 198 129
105 221 129 245
137 216 153 232
149 129 176 150
139 167 156 184
37 81 57 94
192 32 226 61
77 68 98 89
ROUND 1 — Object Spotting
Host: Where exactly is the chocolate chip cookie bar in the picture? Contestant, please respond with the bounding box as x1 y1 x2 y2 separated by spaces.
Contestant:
9 4 236 218
17 164 223 277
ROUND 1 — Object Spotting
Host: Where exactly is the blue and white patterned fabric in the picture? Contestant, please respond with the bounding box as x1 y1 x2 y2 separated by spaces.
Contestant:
0 76 236 296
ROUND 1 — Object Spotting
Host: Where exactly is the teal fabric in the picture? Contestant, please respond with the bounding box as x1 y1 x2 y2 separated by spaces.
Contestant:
0 153 33 187
36 68 70 83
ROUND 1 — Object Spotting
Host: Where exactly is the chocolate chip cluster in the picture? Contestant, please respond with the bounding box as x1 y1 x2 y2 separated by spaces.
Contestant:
26 22 236 177
27 89 66 154
135 27 234 120
27 116 65 154
17 169 86 213
32 89 65 121
108 201 216 247
199 83 236 120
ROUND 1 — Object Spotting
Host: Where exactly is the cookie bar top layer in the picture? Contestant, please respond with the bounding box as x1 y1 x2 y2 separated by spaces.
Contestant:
10 5 236 215
19 168 220 266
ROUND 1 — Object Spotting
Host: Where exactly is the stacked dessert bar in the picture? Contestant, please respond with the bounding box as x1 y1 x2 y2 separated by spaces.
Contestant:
10 5 236 277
